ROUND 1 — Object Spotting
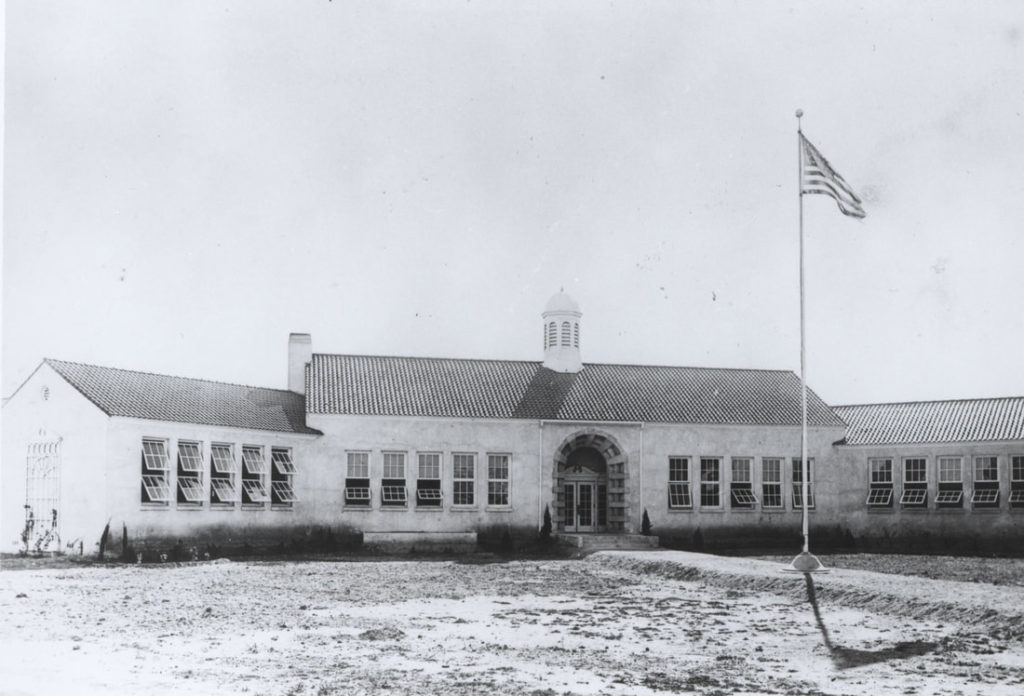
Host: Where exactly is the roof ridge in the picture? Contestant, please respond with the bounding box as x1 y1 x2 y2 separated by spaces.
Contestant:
313 353 795 374
44 358 291 395
313 353 540 366
835 396 1024 409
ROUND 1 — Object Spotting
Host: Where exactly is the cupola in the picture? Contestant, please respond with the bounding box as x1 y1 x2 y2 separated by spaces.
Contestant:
542 290 583 373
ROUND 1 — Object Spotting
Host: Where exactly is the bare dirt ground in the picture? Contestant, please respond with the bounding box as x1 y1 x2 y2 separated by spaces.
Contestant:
2 551 1024 695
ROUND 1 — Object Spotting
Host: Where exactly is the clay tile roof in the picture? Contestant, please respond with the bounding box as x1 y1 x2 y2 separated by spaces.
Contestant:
308 354 843 427
834 398 1024 446
45 359 319 435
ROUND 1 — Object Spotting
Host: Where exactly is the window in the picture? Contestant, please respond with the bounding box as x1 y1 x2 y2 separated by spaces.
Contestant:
210 444 237 505
176 441 204 506
141 439 170 505
792 458 815 509
453 453 475 506
573 322 579 348
668 457 691 509
972 456 999 508
761 458 783 509
901 489 927 505
904 458 927 483
241 446 269 505
974 456 998 482
901 458 927 508
345 452 371 506
560 321 571 346
271 448 296 506
937 456 962 508
1011 456 1024 509
380 451 406 506
547 322 557 348
700 458 721 507
867 458 893 507
416 453 442 507
939 457 962 483
730 458 757 508
487 454 510 506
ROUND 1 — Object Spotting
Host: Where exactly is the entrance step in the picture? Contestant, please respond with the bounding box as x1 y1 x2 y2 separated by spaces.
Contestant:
554 533 660 551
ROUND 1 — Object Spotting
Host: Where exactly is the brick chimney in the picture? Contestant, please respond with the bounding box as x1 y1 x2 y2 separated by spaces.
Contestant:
288 333 312 394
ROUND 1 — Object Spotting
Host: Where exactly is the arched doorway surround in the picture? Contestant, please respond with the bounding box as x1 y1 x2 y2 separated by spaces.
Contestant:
554 430 629 533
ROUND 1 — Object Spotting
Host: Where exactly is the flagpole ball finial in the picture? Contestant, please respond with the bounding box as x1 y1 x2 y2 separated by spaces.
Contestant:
795 109 803 118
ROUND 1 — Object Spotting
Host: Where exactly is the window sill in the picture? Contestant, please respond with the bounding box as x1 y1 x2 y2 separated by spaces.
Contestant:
667 507 693 513
343 505 372 511
415 506 444 512
210 504 237 511
450 506 478 512
242 504 268 511
140 504 170 510
271 505 294 511
175 505 204 511
380 505 409 511
485 506 513 513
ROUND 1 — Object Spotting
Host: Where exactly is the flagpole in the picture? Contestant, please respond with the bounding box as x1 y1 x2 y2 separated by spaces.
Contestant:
797 109 809 555
786 108 825 574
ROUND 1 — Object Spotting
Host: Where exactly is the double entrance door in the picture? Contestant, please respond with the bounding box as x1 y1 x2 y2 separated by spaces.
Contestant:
564 481 603 533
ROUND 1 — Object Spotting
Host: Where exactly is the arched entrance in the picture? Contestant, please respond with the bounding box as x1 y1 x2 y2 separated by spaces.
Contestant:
554 431 628 533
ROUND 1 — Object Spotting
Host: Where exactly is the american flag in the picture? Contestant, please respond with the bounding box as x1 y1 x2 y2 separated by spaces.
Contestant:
800 133 866 219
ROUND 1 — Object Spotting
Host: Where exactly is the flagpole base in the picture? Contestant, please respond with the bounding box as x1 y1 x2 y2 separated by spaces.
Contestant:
782 551 829 574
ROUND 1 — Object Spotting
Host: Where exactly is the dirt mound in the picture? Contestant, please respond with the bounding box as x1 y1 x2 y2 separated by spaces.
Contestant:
590 550 1024 642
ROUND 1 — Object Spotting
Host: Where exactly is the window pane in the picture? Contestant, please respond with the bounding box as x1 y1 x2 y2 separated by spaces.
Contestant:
974 457 998 482
870 458 892 483
904 458 926 483
178 442 203 472
272 449 295 474
242 447 267 475
142 440 170 471
453 454 475 480
1013 456 1024 482
212 445 235 474
418 453 441 479
383 452 405 479
939 457 961 482
347 452 369 478
731 458 751 483
488 455 509 481
668 482 691 508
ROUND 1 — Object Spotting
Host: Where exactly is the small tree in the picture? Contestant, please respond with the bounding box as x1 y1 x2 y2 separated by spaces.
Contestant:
641 509 652 536
121 522 131 563
539 505 552 544
98 520 111 560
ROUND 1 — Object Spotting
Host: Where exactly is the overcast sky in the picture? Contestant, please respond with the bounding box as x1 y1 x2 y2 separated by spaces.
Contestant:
4 1 1023 406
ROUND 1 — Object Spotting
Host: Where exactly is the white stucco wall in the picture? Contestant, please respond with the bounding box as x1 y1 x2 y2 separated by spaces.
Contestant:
1 363 110 552
833 441 1024 544
637 422 847 539
304 413 543 533
103 418 318 545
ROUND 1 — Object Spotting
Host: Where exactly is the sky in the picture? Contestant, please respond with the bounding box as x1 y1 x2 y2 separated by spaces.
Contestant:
4 1 1023 406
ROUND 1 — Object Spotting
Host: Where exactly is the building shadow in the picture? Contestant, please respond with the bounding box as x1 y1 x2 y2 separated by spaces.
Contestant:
803 573 939 670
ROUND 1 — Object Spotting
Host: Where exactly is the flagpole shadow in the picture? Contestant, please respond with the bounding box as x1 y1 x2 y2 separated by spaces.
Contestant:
803 573 939 670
